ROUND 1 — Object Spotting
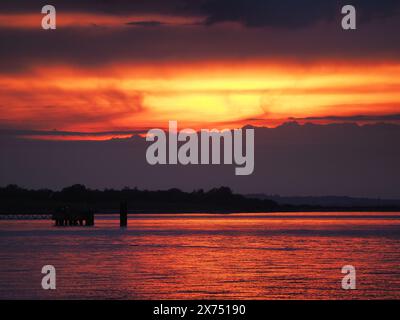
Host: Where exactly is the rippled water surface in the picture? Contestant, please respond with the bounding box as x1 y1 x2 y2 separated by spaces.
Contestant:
1 213 400 299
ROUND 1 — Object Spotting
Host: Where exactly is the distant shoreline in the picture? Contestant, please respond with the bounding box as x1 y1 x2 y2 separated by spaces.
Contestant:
1 208 400 216
1 184 400 216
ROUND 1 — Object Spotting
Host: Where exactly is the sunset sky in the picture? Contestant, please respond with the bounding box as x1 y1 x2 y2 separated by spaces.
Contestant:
1 0 400 140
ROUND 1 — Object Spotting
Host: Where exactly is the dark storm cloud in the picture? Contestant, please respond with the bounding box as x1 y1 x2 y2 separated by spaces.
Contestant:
2 122 400 198
199 0 400 28
0 0 400 72
201 0 337 28
0 0 192 15
1 0 399 27
1 17 400 73
290 114 400 122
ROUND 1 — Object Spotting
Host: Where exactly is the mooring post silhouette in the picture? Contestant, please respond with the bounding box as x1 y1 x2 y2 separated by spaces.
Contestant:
52 206 94 227
120 201 128 227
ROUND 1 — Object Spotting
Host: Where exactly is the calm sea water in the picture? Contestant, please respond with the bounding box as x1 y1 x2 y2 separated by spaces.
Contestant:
1 212 400 300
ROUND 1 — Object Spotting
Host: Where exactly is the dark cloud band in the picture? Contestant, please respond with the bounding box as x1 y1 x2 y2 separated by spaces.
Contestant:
0 1 400 72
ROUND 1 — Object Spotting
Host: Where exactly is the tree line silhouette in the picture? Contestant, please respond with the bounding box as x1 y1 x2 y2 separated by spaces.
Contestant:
1 184 399 214
0 184 278 213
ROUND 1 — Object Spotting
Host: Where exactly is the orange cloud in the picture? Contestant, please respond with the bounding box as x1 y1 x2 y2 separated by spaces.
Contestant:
1 61 400 136
0 13 200 29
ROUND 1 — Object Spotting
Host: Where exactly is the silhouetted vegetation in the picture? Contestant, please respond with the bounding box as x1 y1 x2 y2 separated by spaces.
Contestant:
0 184 278 214
1 184 399 215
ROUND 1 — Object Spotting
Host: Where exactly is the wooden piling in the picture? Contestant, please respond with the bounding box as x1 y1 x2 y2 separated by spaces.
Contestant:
120 201 128 227
52 207 94 227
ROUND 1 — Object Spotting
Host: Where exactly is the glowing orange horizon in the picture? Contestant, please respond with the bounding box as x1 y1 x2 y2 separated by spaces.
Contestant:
1 60 400 139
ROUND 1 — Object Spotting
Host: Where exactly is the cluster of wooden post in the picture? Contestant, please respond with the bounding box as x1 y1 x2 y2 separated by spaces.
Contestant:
53 212 94 226
52 202 128 227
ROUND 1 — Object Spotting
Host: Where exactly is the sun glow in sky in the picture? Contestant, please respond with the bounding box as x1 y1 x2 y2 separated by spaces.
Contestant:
1 2 400 140
1 62 400 134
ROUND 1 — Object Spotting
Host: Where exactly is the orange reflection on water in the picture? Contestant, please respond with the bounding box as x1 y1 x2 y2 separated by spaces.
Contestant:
1 213 400 299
